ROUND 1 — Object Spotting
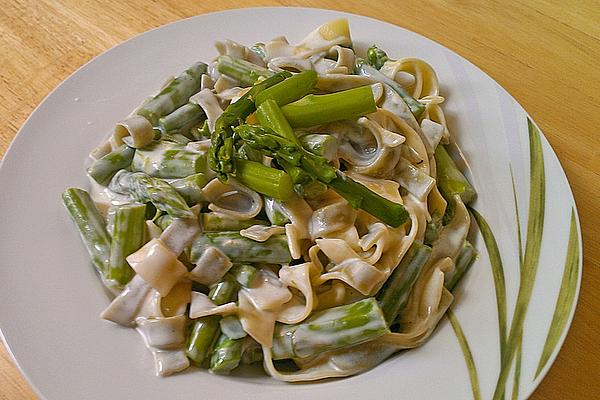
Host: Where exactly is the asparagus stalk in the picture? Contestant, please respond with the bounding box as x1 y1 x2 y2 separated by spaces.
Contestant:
186 276 239 366
254 70 318 106
271 298 389 360
201 212 268 232
235 125 409 227
158 103 206 138
376 242 432 324
87 144 136 186
264 198 291 226
256 99 300 145
154 213 173 231
137 62 207 125
216 55 274 86
229 264 258 288
445 241 478 292
280 85 377 128
107 203 146 285
367 45 389 70
190 232 291 264
167 173 209 206
209 334 243 374
434 145 477 205
209 71 291 179
234 158 295 200
132 141 208 179
355 58 425 118
62 188 112 282
109 170 194 219
300 134 338 162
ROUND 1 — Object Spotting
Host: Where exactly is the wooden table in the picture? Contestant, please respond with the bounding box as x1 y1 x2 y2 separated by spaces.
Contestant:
1 1 598 398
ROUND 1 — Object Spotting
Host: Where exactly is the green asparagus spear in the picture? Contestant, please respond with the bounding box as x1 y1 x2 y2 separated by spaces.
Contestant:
271 298 389 360
209 334 243 374
264 198 291 226
132 141 208 179
355 58 425 118
229 264 258 288
376 242 432 324
216 55 274 86
240 337 263 364
235 125 409 227
107 203 146 285
254 70 318 106
445 241 478 292
167 173 209 206
209 71 291 179
237 143 263 162
62 188 112 283
190 232 291 264
434 145 477 205
234 158 295 200
366 45 389 70
256 99 300 145
109 170 194 219
201 213 268 232
186 276 239 366
300 133 338 162
154 213 174 231
280 85 376 128
87 144 135 186
158 103 206 138
137 62 207 125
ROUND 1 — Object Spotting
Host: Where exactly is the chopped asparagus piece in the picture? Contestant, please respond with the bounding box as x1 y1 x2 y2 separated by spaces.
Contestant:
62 188 112 285
107 203 146 285
271 298 389 360
190 232 291 264
376 242 432 324
137 62 207 125
434 145 477 205
88 144 135 186
109 170 194 219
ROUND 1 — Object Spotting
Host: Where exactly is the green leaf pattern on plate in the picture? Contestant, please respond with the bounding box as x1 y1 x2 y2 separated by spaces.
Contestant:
449 118 579 399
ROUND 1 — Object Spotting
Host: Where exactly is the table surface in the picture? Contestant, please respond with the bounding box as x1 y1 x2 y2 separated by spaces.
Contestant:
1 1 598 399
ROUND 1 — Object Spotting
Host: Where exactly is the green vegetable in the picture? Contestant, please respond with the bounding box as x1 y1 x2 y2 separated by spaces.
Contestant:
209 334 243 374
216 55 274 86
355 58 425 118
107 203 146 285
234 158 295 201
167 173 209 206
255 70 318 106
87 145 135 186
201 212 268 232
62 188 112 285
434 145 477 205
209 71 291 179
446 241 478 292
271 298 389 360
376 242 432 324
109 170 194 219
132 141 208 179
137 62 207 125
280 85 376 128
186 276 239 367
190 232 292 264
158 103 206 138
300 133 338 162
367 45 389 70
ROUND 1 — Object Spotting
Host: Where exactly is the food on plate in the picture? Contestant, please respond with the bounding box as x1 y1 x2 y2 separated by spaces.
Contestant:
62 18 478 380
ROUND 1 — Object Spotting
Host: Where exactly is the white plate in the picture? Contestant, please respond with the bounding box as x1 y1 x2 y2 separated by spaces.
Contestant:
0 7 582 400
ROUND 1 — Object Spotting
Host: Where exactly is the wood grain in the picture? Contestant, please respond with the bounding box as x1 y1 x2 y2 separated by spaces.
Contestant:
0 1 598 399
